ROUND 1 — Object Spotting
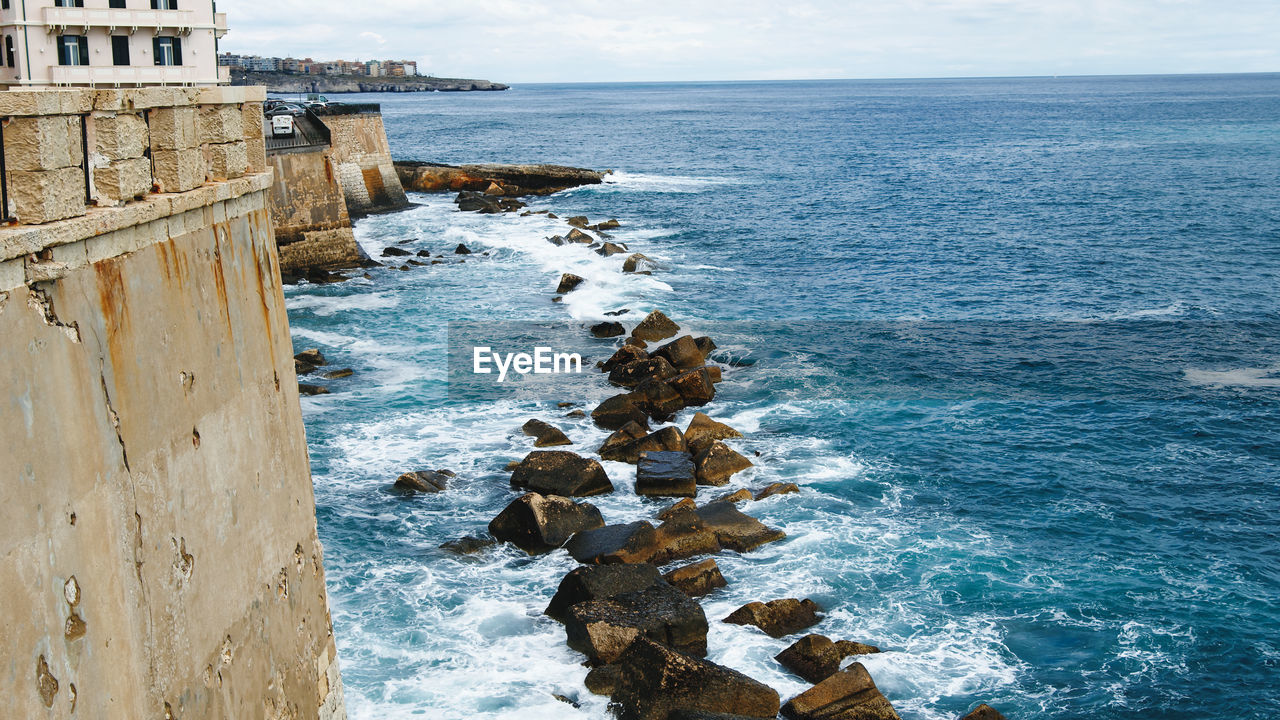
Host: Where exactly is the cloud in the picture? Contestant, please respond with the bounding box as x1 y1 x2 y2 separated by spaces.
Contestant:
215 0 1280 83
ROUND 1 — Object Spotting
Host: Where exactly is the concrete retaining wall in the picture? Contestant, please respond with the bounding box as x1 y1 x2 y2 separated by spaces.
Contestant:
318 111 409 216
267 150 363 273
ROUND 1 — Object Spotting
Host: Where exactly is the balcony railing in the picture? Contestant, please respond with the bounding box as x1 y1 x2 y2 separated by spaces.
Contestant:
50 64 202 87
43 7 198 33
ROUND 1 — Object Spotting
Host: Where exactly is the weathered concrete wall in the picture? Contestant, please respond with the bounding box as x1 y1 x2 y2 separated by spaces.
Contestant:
0 88 346 720
266 149 363 273
318 110 409 216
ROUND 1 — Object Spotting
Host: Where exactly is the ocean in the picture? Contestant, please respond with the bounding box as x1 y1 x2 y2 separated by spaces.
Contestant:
284 75 1280 719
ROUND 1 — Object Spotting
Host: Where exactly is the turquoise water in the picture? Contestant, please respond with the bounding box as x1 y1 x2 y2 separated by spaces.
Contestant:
286 76 1280 719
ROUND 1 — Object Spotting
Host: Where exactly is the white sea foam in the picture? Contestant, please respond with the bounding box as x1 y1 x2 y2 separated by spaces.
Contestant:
1183 365 1280 388
597 170 735 194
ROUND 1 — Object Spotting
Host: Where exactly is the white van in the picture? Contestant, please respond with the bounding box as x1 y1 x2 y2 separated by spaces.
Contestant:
271 114 295 137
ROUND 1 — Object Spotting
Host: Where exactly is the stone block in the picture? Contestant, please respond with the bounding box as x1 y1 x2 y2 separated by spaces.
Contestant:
0 257 25 291
205 141 248 182
148 106 198 151
94 112 149 161
9 167 86 224
245 137 267 173
4 115 84 171
241 102 265 139
0 88 93 117
152 148 204 193
94 157 152 203
199 105 244 145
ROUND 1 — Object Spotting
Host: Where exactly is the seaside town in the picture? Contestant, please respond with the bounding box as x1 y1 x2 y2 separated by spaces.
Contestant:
219 53 420 77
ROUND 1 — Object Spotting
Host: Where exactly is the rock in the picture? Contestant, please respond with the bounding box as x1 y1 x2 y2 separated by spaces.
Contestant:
591 394 652 431
594 219 621 231
564 581 709 663
653 335 707 370
547 212 559 218
597 242 628 257
708 366 723 383
416 249 431 257
566 409 586 418
522 419 572 447
484 181 505 196
439 535 498 555
455 243 472 254
694 441 753 486
670 368 716 406
715 489 754 504
756 482 799 500
663 559 727 597
603 344 649 372
567 215 590 228
566 521 660 564
775 635 882 684
601 424 688 464
611 638 781 720
592 321 626 338
597 421 648 461
685 413 744 454
656 498 698 521
547 235 566 246
382 246 411 257
546 563 663 621
649 505 722 564
632 378 686 421
585 664 621 695
780 663 900 720
671 713 770 720
605 308 631 316
488 492 604 554
566 228 593 243
724 599 822 638
623 253 651 273
637 451 697 498
625 336 648 349
510 451 614 497
503 460 521 472
295 359 317 375
321 368 354 380
959 704 1006 720
557 273 585 293
695 501 785 552
558 401 578 408
298 383 330 396
295 348 326 366
609 357 678 388
631 310 681 342
693 336 717 355
394 470 449 493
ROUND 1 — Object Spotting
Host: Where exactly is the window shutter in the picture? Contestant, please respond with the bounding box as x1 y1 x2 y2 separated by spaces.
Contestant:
150 0 158 9
153 37 162 66
77 36 88 65
172 37 182 66
57 37 67 66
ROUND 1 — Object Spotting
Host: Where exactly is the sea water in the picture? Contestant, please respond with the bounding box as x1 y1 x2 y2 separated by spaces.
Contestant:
285 76 1280 719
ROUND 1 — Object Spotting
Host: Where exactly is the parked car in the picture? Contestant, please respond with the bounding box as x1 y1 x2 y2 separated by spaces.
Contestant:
265 103 306 117
271 114 295 137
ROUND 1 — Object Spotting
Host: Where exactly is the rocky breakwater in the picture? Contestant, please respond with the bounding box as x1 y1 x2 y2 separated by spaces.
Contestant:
396 161 606 196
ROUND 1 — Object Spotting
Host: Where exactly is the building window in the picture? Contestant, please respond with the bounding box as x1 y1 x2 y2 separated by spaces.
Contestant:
111 35 130 66
1 1 9 11
55 0 85 7
110 0 126 8
5 36 14 69
57 36 89 66
153 36 182 66
150 0 178 9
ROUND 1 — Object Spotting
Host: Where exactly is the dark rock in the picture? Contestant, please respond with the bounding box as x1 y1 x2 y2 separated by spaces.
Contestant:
663 559 727 597
547 235 566 246
558 273 585 293
521 419 572 447
649 505 722 564
603 344 649 372
715 489 755 504
623 254 652 273
653 335 707 370
637 451 697 498
416 249 432 257
406 259 427 266
597 242 628 257
625 336 648 349
708 366 723 383
593 219 621 231
455 243 472 254
631 310 680 342
780 663 900 720
565 521 660 564
656 498 698 521
724 598 822 638
546 563 663 621
510 450 614 497
775 635 882 685
321 368 354 380
295 359 317 375
598 421 650 462
670 368 716 406
566 409 586 418
585 664 621 695
566 228 593 243
960 704 1006 720
611 638 781 720
566 216 590 228
439 535 498 555
609 357 678 389
685 413 744 454
394 470 449 493
693 441 753 486
558 401 578 408
671 712 770 720
591 394 652 431
298 383 330 396
601 425 688 464
381 246 411 257
756 482 800 500
294 348 327 366
632 378 686 421
488 492 604 554
592 321 625 338
693 336 717 356
605 308 631 316
564 581 709 664
695 501 785 552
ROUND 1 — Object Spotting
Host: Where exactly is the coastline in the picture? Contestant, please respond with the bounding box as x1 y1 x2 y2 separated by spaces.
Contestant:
231 70 509 93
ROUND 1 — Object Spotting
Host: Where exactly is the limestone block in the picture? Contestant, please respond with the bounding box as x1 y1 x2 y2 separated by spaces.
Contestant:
241 102 265 139
94 112 149 161
205 141 248 182
0 88 93 117
0 257 24 291
245 136 267 173
94 157 152 203
199 105 244 145
8 167 86 224
4 115 84 171
152 148 204 193
149 106 198 151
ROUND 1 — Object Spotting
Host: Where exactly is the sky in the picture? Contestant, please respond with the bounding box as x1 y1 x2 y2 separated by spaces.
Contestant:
216 0 1280 83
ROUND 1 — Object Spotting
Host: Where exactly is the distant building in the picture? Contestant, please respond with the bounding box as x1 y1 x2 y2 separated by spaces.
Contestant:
218 53 423 79
1 0 229 88
366 60 383 77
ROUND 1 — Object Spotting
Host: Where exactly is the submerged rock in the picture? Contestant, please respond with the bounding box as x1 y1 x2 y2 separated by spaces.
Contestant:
394 470 449 493
637 451 697 498
558 273 585 293
755 482 799 500
488 492 604 554
631 310 681 342
653 335 707 370
522 419 573 447
695 501 785 552
592 321 626 338
960 704 1006 720
298 383 330 396
591 394 652 431
455 243 473 254
565 521 660 564
381 246 411 257
724 598 822 638
564 580 709 664
439 535 498 555
693 441 753 486
611 638 781 720
510 450 614 497
780 663 901 720
663 559 728 598
685 413 744 454
775 634 881 684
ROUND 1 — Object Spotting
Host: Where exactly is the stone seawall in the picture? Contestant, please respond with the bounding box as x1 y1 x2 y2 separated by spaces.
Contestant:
267 150 364 274
0 88 345 719
316 110 410 216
